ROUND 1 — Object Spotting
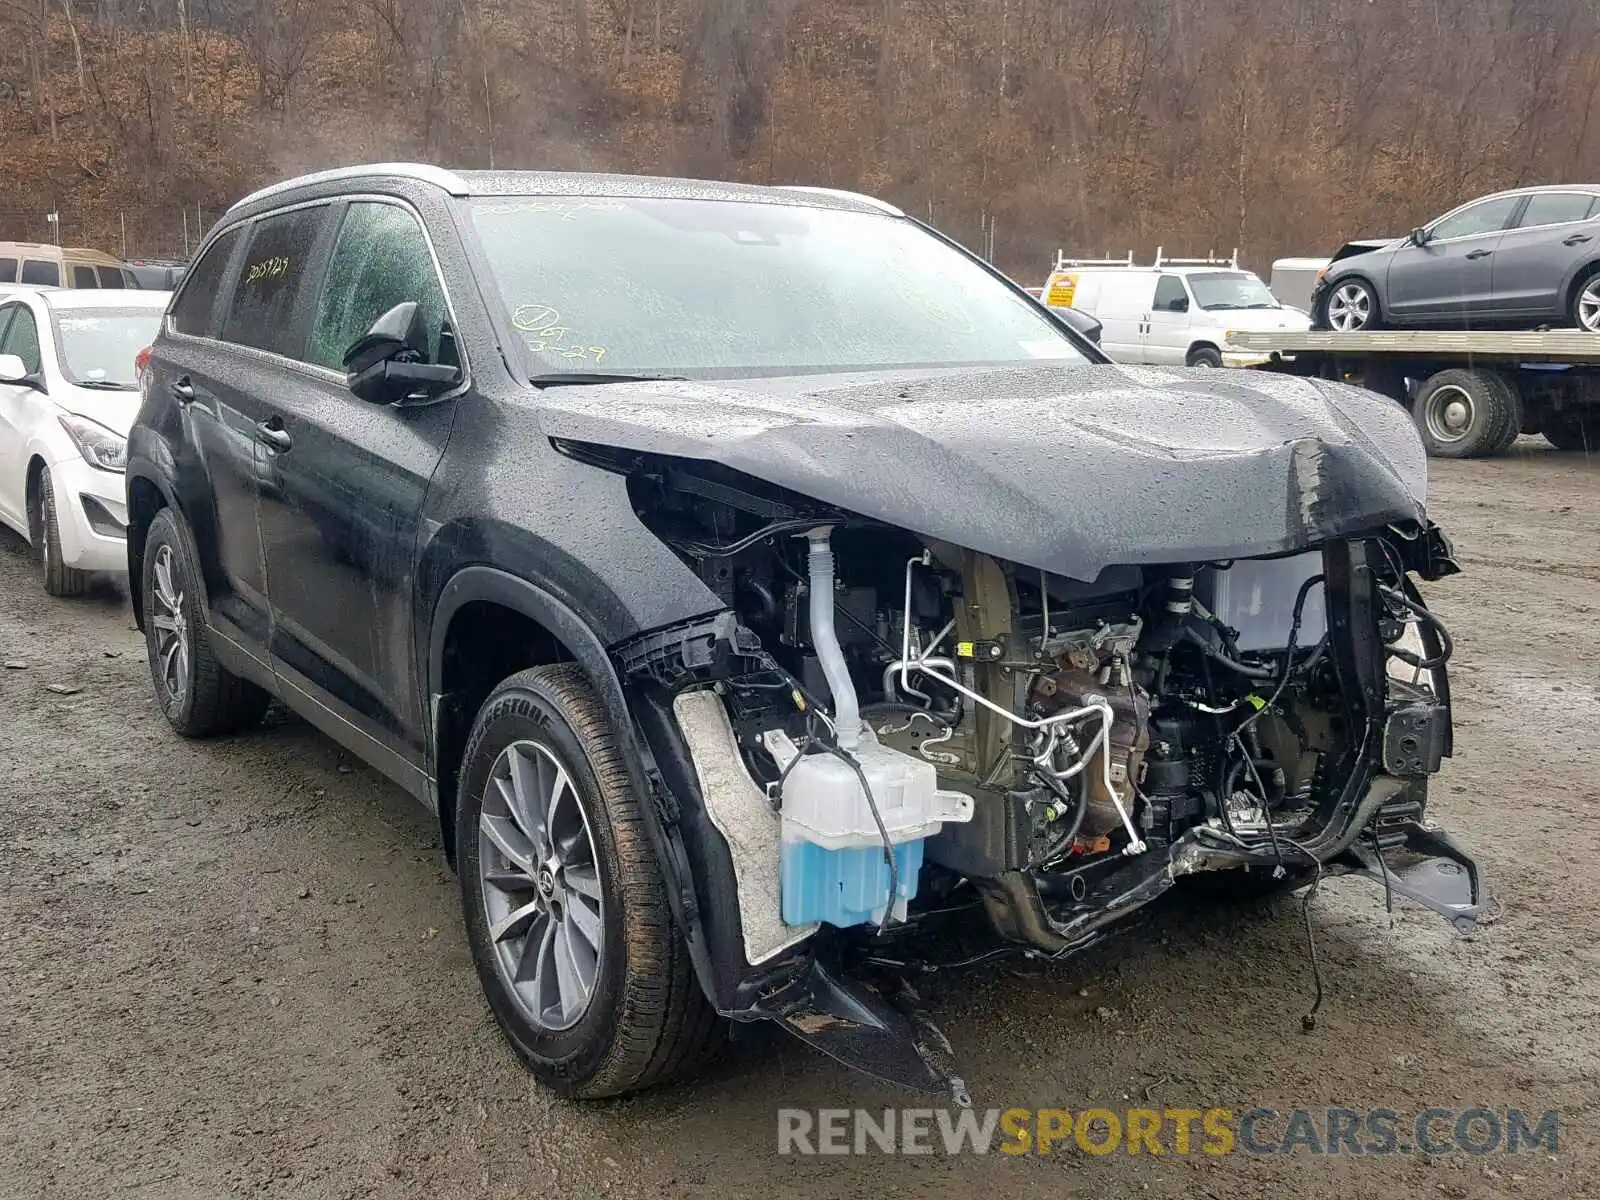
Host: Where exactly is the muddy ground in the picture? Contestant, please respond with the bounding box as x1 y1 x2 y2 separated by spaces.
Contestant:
2 440 1597 1200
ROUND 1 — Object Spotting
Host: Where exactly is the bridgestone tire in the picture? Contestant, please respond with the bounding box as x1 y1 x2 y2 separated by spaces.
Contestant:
456 665 721 1098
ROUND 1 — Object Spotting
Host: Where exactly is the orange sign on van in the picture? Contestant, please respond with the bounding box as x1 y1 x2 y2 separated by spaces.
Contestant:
1045 275 1077 308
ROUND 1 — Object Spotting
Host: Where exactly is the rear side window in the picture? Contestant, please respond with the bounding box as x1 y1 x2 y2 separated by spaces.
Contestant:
1517 192 1597 228
306 202 450 370
0 258 16 283
171 227 243 337
220 206 330 357
72 265 100 288
1153 275 1188 312
0 306 42 373
20 260 60 286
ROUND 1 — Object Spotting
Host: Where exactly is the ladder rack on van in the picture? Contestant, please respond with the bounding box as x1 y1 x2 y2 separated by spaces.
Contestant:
1153 247 1239 269
1052 248 1242 272
1053 250 1135 271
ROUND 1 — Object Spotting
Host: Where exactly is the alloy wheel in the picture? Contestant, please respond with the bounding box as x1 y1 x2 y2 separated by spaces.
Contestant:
1423 383 1475 445
1327 282 1373 331
478 740 605 1032
149 544 191 704
1578 277 1600 332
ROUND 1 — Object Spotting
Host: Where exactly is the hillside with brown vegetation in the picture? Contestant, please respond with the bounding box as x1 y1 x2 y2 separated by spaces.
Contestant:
2 0 1598 277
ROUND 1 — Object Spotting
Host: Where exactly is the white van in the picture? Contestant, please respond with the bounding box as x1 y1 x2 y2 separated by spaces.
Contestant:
1042 251 1311 367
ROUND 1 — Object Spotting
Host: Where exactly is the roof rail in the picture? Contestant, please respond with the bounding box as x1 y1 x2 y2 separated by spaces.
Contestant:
1054 250 1136 271
1153 246 1239 269
228 163 473 213
780 185 904 217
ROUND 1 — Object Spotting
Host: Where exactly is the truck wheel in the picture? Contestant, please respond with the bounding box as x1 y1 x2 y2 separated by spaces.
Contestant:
141 508 273 736
1541 412 1598 451
1412 369 1518 458
32 465 89 598
1186 346 1223 368
456 664 721 1098
1322 278 1381 331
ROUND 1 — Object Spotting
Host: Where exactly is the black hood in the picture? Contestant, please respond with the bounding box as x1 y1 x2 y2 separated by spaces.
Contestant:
534 364 1429 580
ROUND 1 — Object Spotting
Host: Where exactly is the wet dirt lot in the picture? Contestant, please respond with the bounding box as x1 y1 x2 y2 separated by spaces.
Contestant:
2 441 1597 1200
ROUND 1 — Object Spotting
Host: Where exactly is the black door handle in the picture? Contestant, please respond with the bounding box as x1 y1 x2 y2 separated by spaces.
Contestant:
170 376 194 404
1466 249 1493 260
1564 234 1592 246
255 419 292 453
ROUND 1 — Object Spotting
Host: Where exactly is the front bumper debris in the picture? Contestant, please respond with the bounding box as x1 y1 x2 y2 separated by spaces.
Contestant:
1336 823 1491 933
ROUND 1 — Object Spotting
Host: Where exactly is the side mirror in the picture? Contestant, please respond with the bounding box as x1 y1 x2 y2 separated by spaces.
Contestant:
1171 296 1190 314
343 301 458 405
1410 227 1431 246
0 354 28 384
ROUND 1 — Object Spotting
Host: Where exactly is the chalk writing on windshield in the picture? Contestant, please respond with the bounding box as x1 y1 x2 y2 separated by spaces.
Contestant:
512 304 608 364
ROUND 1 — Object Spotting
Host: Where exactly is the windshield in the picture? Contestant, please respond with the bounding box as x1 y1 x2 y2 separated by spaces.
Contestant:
1187 272 1280 311
52 308 163 388
467 196 1088 377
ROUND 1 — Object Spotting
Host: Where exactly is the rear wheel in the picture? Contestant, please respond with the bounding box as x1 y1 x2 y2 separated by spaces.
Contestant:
1412 369 1518 458
1571 271 1600 332
457 665 720 1098
1323 278 1381 331
141 508 272 736
1540 411 1599 452
32 466 89 598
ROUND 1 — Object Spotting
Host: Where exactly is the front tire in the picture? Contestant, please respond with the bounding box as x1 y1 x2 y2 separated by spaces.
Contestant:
1322 278 1381 331
34 466 89 598
141 508 272 736
457 665 720 1098
1541 411 1599 452
1186 346 1223 368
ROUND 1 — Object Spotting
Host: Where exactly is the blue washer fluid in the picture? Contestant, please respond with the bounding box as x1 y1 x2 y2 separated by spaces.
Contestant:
780 836 925 928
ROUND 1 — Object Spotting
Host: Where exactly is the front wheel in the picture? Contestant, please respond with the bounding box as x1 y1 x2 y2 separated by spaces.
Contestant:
1186 346 1223 368
456 665 720 1098
33 466 89 598
1322 278 1381 331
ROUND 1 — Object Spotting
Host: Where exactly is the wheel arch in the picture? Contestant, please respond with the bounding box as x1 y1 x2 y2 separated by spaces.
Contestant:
1562 259 1600 324
125 468 174 631
23 454 47 539
1186 341 1221 364
427 567 642 866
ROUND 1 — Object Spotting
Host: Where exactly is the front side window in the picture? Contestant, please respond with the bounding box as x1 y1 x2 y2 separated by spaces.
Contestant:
468 196 1090 377
171 228 242 336
52 307 164 388
1152 275 1189 312
1516 192 1597 229
1430 197 1520 241
1187 272 1280 311
307 202 450 370
1 306 42 373
20 260 61 287
72 265 99 288
0 258 17 284
220 206 329 356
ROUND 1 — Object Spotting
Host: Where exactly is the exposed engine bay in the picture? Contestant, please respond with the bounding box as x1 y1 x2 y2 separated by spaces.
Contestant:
599 450 1484 1099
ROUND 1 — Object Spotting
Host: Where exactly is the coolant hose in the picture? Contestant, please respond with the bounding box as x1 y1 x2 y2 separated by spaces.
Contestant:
808 529 861 749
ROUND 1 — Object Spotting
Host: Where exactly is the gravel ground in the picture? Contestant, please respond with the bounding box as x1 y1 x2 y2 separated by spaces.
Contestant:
2 439 1597 1200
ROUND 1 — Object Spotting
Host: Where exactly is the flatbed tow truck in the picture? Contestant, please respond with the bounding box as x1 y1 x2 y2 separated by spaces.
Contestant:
1227 329 1600 458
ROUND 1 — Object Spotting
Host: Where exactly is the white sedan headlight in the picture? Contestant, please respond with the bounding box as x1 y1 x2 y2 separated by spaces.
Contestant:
58 414 127 473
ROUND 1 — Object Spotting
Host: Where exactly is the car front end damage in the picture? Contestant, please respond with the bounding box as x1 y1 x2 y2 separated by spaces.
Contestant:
550 367 1488 1100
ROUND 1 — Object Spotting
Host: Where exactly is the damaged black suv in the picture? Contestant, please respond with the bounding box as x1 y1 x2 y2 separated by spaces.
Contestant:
128 164 1485 1102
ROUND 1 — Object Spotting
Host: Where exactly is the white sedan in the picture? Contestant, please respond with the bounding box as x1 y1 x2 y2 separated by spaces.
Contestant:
0 286 168 595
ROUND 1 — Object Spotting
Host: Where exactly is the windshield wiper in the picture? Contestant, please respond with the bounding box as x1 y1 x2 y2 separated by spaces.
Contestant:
74 379 138 391
528 372 688 387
